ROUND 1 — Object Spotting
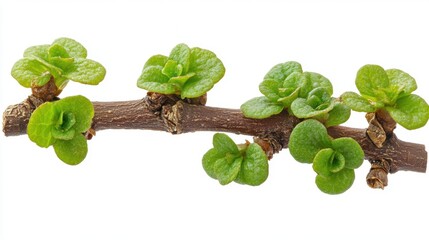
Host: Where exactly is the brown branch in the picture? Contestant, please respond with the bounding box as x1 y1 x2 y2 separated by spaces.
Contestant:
3 94 427 176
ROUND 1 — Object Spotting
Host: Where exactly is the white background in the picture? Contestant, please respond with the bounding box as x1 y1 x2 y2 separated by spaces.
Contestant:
1 0 428 239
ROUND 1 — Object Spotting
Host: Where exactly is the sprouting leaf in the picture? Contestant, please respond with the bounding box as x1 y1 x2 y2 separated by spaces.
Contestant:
213 133 240 156
240 96 284 119
214 156 243 185
24 45 50 60
263 61 303 83
53 134 88 165
235 143 269 186
312 148 344 177
301 72 333 97
324 102 351 127
315 168 355 194
52 37 87 58
331 138 364 169
144 55 168 68
291 97 334 119
386 94 429 130
27 95 94 165
340 91 377 112
63 58 106 85
169 43 191 73
355 64 389 99
11 58 51 87
202 148 223 179
289 119 332 163
386 69 417 97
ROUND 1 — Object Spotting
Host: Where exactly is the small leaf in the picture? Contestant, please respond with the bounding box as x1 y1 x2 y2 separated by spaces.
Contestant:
325 102 351 127
51 128 75 140
312 148 336 177
290 97 334 119
386 69 417 97
53 134 88 165
181 77 214 98
263 61 303 83
27 102 57 147
355 64 389 98
289 119 332 163
331 137 364 169
64 58 106 85
386 94 429 130
169 43 191 73
259 79 282 102
188 47 225 84
52 37 87 58
340 91 377 112
202 148 223 179
212 133 240 156
162 60 182 78
235 143 269 186
49 44 70 58
143 55 168 69
169 73 196 86
11 58 51 88
301 72 333 97
240 96 284 119
214 156 243 185
24 45 50 60
138 66 170 84
53 95 94 133
315 168 355 194
140 82 178 95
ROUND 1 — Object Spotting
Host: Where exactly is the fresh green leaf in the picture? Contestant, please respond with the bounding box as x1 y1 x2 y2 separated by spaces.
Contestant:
53 95 94 132
325 102 351 127
63 58 106 85
214 156 243 185
202 148 223 179
259 79 282 102
355 64 389 99
188 47 225 84
313 148 342 177
27 102 57 147
315 168 355 194
24 45 50 60
290 97 334 119
263 61 302 83
52 37 87 58
49 44 70 58
169 43 191 73
301 72 333 97
181 77 214 98
240 96 284 119
162 60 182 78
53 134 88 165
143 55 168 68
235 143 269 186
386 94 429 130
51 127 75 140
11 58 51 87
386 69 417 97
331 137 364 169
289 119 332 163
213 133 240 156
340 91 377 112
139 82 178 95
169 73 196 86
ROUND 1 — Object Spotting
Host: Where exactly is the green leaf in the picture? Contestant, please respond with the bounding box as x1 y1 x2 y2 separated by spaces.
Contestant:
53 95 94 133
340 91 377 112
27 102 57 147
301 72 333 97
240 96 284 119
325 102 351 127
51 127 75 140
214 156 243 185
140 82 178 95
143 55 168 69
290 97 334 119
64 58 106 85
49 44 70 58
315 168 355 194
169 73 196 86
213 133 240 156
386 69 417 96
264 61 303 83
138 66 170 85
235 143 269 186
11 58 51 87
53 134 88 165
289 119 332 163
188 47 225 84
202 148 223 179
313 148 346 177
181 77 214 98
355 64 389 98
24 45 50 60
162 60 182 78
331 138 364 169
169 43 191 73
259 79 282 102
386 94 429 130
52 37 87 58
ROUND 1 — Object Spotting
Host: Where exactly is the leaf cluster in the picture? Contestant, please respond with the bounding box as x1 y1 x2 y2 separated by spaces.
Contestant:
11 38 106 90
202 133 269 186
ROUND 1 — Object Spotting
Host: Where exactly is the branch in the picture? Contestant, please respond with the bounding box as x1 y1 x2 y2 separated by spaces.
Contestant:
3 94 427 178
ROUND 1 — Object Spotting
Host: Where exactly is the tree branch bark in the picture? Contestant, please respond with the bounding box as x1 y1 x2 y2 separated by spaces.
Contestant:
3 94 427 176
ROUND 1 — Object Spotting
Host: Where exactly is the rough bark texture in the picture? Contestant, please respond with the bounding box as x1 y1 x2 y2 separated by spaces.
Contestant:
3 94 427 176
